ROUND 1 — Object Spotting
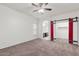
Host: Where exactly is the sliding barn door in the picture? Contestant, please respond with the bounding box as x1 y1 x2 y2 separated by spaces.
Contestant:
69 18 73 44
50 21 54 41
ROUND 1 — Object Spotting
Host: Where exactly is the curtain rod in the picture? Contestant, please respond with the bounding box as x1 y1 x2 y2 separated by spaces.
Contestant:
53 17 78 22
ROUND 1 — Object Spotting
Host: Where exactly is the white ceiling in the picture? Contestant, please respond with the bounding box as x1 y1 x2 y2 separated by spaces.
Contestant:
1 3 79 19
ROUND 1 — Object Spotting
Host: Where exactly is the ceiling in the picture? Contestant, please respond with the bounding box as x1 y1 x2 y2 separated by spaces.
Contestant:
1 3 79 19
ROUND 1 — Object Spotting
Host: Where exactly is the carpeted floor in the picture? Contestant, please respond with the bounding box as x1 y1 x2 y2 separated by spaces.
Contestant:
0 38 79 56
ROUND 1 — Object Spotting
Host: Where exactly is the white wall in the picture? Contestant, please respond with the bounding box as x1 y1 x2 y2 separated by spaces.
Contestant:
0 5 38 49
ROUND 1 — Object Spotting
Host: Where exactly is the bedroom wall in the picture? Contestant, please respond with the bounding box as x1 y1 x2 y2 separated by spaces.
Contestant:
0 5 38 49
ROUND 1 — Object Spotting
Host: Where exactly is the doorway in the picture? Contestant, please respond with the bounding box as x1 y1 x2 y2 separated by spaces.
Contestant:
55 20 69 43
42 20 50 40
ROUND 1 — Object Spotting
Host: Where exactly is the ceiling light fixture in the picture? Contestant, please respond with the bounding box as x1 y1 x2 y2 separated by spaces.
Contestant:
32 3 52 14
38 9 44 14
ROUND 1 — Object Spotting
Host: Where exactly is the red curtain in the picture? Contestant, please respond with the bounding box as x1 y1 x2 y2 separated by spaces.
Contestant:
50 21 54 41
69 18 73 44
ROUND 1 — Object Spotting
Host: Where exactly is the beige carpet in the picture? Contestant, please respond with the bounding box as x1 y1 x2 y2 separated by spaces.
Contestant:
0 38 79 56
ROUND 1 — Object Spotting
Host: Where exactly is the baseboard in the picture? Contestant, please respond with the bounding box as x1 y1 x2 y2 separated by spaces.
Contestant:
0 38 39 49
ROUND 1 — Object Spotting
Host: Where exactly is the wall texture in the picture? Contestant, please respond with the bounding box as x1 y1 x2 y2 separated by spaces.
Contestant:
0 5 38 49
